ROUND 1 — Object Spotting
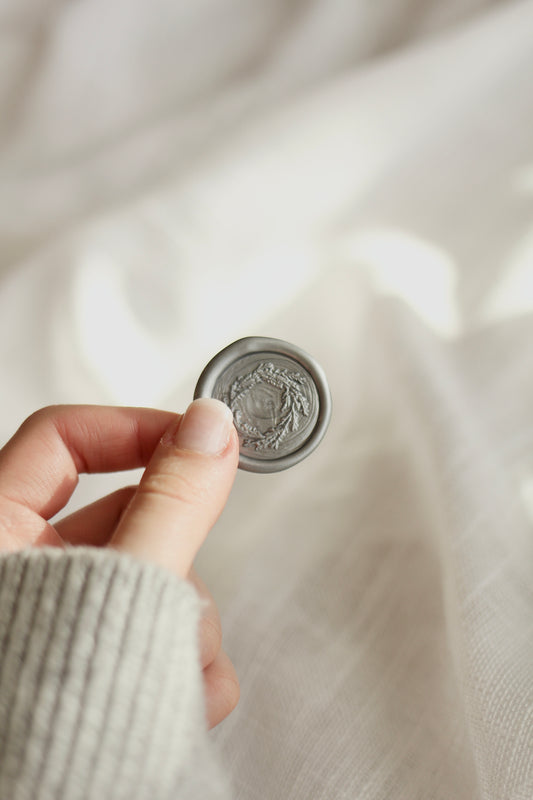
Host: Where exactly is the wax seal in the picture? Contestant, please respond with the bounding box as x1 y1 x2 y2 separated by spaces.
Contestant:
194 337 331 473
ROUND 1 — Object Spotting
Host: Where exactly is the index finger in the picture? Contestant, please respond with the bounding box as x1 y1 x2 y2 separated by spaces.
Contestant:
0 405 178 519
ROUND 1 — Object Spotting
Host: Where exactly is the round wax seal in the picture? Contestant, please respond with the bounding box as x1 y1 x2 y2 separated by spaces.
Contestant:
194 337 331 473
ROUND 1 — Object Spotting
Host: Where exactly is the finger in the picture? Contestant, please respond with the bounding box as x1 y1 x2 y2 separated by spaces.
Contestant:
110 398 239 578
204 649 240 729
0 496 64 553
188 567 222 670
54 486 137 546
0 405 176 519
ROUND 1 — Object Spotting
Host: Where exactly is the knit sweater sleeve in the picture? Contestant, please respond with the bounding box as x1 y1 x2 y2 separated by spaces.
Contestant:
0 547 232 800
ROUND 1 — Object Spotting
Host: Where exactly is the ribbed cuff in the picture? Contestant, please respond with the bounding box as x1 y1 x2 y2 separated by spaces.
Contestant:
0 547 226 800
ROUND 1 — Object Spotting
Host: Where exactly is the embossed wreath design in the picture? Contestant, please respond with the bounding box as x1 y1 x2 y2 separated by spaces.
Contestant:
226 362 311 451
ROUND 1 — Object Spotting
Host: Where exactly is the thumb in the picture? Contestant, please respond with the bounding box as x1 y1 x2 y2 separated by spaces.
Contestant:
110 398 238 577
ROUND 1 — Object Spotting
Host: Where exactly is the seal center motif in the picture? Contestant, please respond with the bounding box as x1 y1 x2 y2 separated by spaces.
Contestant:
226 361 311 452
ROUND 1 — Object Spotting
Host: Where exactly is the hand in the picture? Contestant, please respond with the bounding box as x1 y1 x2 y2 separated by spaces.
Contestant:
0 400 240 728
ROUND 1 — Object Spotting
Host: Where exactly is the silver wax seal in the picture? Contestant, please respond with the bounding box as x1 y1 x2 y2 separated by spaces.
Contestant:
194 337 331 473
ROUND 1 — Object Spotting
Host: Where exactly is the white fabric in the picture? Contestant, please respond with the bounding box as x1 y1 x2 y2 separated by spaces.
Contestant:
1 0 533 797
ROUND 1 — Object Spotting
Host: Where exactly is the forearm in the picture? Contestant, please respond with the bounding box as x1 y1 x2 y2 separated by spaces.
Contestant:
0 547 230 800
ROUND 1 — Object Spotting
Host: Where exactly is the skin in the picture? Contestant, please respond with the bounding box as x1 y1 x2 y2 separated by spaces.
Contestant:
0 403 240 729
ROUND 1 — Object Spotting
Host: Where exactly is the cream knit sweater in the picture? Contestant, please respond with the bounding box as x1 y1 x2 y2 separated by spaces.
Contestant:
0 547 232 800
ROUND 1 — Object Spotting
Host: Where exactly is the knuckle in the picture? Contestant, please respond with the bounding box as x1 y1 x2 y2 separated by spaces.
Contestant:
19 406 75 448
22 405 60 430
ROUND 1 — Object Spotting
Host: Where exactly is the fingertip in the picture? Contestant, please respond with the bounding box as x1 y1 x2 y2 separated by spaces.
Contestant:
204 650 240 729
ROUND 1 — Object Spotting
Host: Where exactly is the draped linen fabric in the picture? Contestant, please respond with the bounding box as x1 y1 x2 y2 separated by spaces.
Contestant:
1 1 532 797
